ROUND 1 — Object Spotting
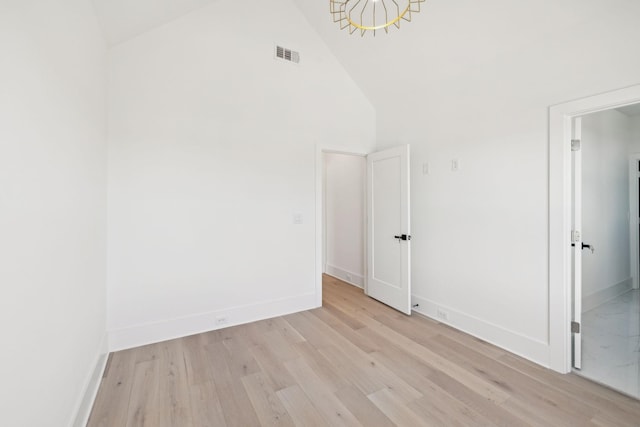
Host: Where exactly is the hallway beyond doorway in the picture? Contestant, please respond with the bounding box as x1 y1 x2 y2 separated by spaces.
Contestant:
580 289 640 398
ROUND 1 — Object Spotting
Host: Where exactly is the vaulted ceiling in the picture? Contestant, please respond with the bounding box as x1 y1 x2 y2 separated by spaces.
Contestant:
293 0 640 109
92 0 640 129
91 0 216 46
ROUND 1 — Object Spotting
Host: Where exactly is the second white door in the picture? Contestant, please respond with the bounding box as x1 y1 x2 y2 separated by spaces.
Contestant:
366 145 411 315
572 117 583 369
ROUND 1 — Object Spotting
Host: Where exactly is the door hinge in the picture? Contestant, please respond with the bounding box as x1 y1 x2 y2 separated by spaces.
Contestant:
571 230 581 243
571 321 580 334
571 139 581 151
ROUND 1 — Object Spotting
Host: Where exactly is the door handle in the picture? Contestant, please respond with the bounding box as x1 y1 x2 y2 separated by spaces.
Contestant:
571 242 595 253
394 234 411 241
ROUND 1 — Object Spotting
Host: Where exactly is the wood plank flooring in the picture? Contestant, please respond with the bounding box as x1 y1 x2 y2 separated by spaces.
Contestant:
87 275 640 426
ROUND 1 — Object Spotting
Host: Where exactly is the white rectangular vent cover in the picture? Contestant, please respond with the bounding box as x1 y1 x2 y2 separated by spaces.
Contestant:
275 45 300 64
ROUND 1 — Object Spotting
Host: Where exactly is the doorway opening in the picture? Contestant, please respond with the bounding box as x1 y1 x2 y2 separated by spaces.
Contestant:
571 107 640 398
322 152 367 291
314 147 368 308
549 83 640 397
314 145 412 314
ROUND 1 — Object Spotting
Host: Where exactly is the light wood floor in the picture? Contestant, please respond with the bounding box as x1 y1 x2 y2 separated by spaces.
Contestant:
88 275 640 426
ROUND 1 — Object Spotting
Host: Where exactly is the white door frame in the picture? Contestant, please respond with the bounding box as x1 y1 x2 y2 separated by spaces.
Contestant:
315 145 368 308
629 153 640 290
549 83 640 373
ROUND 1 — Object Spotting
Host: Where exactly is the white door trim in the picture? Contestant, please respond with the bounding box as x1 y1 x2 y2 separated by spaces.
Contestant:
549 84 640 373
629 153 640 290
315 145 368 307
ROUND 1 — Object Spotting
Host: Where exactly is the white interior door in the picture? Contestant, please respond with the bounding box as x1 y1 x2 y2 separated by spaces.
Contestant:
572 117 583 370
366 145 411 315
631 155 640 290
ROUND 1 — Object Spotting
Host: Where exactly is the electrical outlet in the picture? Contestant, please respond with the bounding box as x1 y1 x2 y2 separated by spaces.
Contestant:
451 159 460 172
216 315 228 326
436 308 449 321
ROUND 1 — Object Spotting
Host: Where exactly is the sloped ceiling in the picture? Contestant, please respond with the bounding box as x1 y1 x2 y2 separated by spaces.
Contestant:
92 0 640 114
293 0 640 149
292 0 637 107
91 0 216 46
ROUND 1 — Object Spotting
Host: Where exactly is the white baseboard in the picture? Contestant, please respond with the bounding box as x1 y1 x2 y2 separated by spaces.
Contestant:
71 333 109 427
325 264 364 288
411 295 550 367
583 277 633 312
108 292 318 352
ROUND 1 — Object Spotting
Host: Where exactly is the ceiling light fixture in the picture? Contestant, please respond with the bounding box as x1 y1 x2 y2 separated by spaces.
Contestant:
330 0 425 36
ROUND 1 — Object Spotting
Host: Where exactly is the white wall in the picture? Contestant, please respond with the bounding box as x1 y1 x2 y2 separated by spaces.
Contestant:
375 3 640 365
0 1 108 426
293 0 640 365
324 153 366 287
581 110 632 308
106 0 375 349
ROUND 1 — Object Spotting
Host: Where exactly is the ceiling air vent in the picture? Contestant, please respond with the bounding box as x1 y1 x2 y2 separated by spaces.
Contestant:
275 45 300 64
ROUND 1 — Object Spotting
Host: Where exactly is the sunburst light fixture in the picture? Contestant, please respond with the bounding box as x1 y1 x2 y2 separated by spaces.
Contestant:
330 0 426 36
